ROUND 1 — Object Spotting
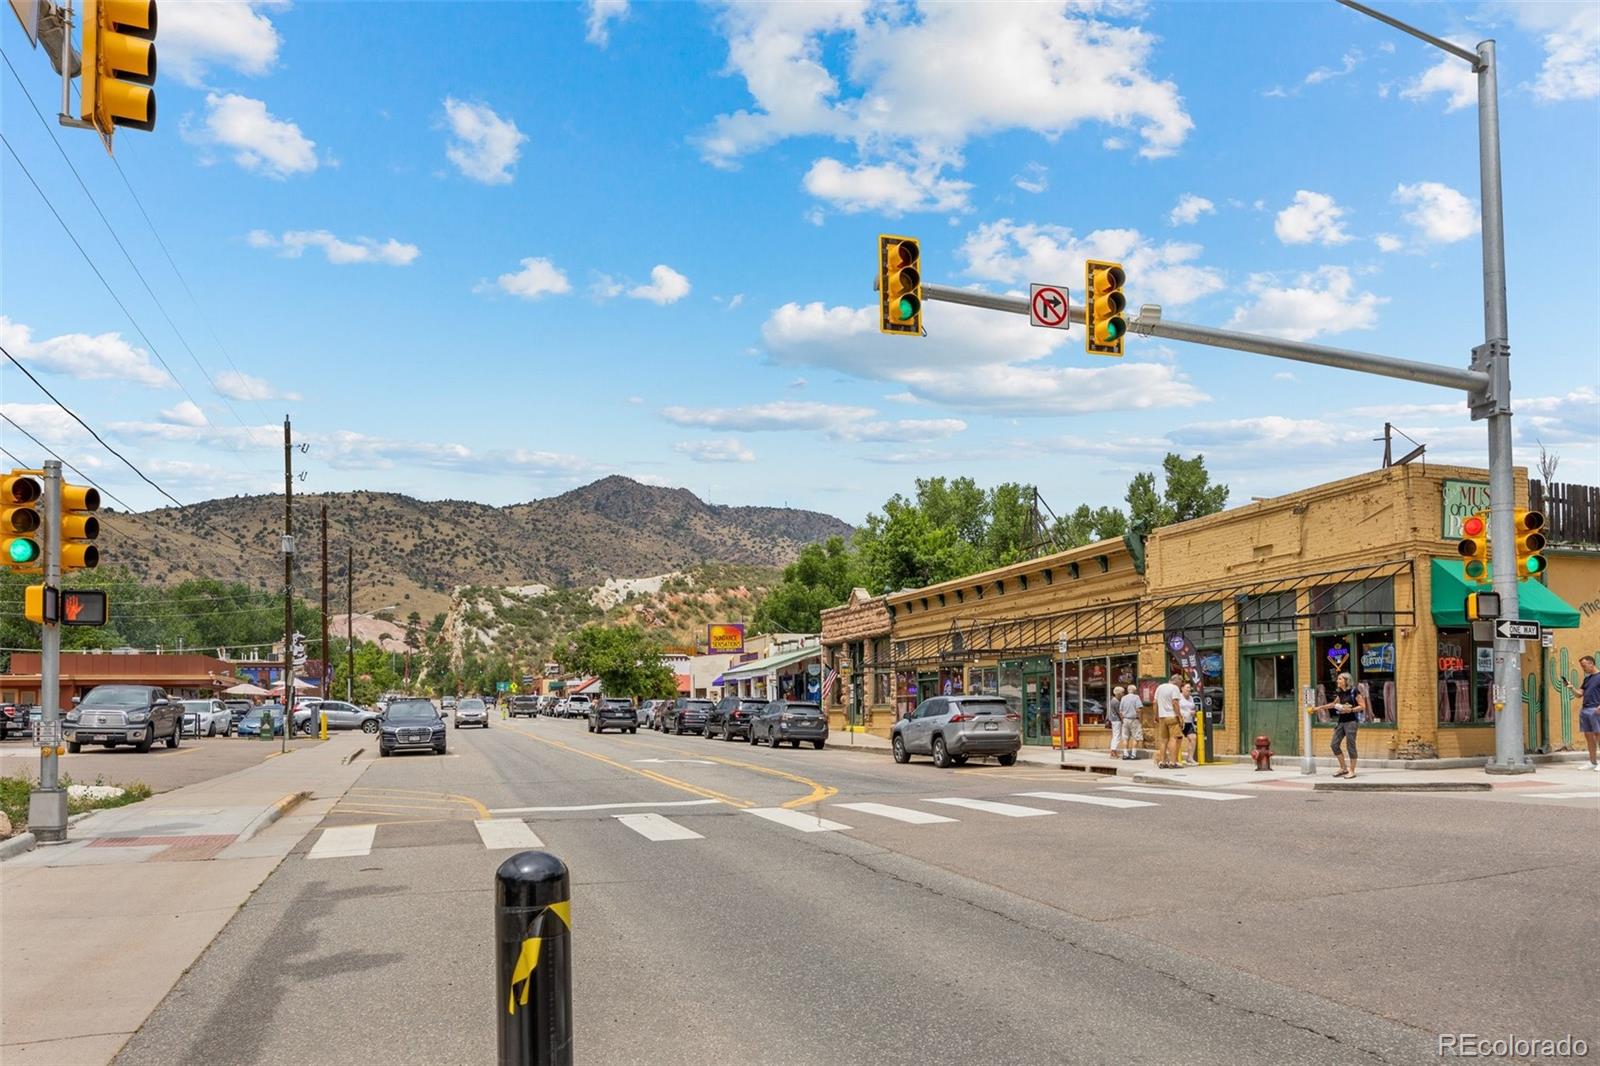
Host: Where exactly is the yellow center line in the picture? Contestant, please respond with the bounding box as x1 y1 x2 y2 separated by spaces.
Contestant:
347 786 490 819
615 737 838 810
503 724 751 808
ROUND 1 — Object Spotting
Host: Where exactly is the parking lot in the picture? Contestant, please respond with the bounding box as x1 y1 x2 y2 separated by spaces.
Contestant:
0 732 332 795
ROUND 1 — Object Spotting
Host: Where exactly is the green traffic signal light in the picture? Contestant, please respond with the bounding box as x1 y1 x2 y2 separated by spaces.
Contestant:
898 297 916 321
1526 555 1544 575
7 537 40 564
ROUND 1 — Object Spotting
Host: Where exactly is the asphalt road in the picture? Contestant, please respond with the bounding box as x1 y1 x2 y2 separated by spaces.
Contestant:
114 714 1597 1066
0 732 325 793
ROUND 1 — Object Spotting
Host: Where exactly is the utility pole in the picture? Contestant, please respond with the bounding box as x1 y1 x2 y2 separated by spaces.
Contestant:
29 460 67 845
346 545 354 702
321 503 330 700
282 416 293 754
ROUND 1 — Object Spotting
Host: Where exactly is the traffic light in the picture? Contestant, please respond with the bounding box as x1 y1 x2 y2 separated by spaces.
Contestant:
81 0 157 139
60 483 101 572
1458 511 1489 584
878 234 922 336
2 472 42 569
1084 259 1127 356
1513 509 1546 578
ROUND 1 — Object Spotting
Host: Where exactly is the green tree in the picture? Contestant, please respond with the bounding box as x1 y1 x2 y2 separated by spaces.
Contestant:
856 496 985 595
752 536 859 634
985 482 1038 565
1126 453 1230 534
1053 504 1129 548
561 625 677 698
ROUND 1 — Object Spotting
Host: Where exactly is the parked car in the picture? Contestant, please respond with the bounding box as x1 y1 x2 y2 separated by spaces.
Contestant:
749 700 828 749
660 697 713 735
564 695 592 720
891 695 1020 768
588 698 637 735
302 699 383 734
1 702 27 739
223 699 254 729
454 697 489 729
706 697 765 742
441 697 458 712
19 704 42 737
638 699 669 728
63 685 182 753
508 696 539 718
234 703 307 737
379 698 447 757
181 699 232 737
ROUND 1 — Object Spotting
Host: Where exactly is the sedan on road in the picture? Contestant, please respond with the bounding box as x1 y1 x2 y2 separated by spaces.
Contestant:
891 695 1020 768
749 700 828 749
234 703 307 737
379 698 447 757
660 698 712 735
181 699 232 737
705 697 764 742
301 699 383 734
589 698 638 735
454 698 489 729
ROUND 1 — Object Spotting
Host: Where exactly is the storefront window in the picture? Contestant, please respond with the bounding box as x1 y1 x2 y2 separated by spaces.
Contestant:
998 661 1023 720
1082 659 1109 722
896 671 919 719
967 666 999 696
1437 628 1493 724
1164 603 1224 647
1242 592 1297 645
1059 659 1081 718
1314 630 1395 724
1311 579 1395 632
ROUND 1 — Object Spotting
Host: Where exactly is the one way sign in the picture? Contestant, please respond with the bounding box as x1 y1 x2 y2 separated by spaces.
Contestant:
1494 619 1541 641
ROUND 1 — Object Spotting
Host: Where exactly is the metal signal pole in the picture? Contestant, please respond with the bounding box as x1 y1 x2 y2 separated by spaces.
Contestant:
29 460 67 844
282 416 293 754
347 545 355 702
321 503 330 700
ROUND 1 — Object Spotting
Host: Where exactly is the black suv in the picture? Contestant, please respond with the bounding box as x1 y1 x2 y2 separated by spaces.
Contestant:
705 697 765 742
589 698 638 735
64 684 182 753
659 697 713 735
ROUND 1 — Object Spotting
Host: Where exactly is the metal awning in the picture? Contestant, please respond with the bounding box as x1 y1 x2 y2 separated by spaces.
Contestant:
721 645 819 681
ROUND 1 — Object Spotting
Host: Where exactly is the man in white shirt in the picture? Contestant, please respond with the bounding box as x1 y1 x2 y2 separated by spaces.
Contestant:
1153 673 1184 769
1118 686 1144 761
1108 685 1126 757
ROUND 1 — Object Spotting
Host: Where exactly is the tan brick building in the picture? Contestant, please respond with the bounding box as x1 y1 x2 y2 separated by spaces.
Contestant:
820 588 893 735
854 464 1592 760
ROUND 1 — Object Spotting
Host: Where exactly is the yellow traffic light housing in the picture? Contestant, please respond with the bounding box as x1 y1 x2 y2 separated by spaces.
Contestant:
878 235 922 336
3 472 42 570
1457 511 1489 584
1513 509 1546 578
60 483 101 572
1085 259 1127 356
81 0 157 140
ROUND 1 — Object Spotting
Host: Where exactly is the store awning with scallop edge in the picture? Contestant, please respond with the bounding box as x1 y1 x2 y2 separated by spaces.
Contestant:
1429 559 1580 628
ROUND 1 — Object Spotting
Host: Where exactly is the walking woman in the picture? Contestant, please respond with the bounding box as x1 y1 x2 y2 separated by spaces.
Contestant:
1179 682 1199 766
1318 672 1368 778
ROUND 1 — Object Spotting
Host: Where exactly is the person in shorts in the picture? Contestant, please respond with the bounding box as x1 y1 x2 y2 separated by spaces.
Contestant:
1179 681 1199 766
1570 655 1600 771
1119 685 1144 761
1108 685 1126 758
1154 674 1184 769
1317 672 1367 779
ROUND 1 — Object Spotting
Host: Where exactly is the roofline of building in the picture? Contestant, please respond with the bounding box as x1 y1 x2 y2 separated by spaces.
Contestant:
883 535 1132 608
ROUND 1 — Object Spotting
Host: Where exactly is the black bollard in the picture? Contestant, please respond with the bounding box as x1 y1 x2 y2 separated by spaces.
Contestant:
495 850 572 1066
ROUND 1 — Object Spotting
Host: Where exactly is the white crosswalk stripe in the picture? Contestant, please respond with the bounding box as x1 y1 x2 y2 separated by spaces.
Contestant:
474 819 544 850
1102 785 1253 802
1015 791 1158 810
925 797 1054 818
834 802 957 825
307 824 375 859
743 807 851 833
614 813 704 841
1521 791 1600 799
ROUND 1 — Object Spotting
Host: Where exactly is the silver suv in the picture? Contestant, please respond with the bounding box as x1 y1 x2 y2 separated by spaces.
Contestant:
891 695 1021 768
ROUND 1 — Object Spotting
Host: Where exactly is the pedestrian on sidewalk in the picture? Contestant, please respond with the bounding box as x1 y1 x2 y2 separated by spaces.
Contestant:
1108 685 1126 758
1571 655 1600 771
1154 674 1184 769
1316 672 1367 778
1179 682 1199 766
1118 684 1144 761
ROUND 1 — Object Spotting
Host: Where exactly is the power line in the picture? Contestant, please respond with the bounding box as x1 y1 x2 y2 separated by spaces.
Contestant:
0 411 139 511
2 344 185 508
1 50 250 432
0 132 209 419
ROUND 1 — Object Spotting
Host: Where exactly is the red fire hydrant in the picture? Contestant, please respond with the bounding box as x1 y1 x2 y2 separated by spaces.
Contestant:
1250 735 1274 771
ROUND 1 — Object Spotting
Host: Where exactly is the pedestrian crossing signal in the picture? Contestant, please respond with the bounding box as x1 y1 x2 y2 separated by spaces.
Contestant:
1085 259 1126 357
878 235 922 336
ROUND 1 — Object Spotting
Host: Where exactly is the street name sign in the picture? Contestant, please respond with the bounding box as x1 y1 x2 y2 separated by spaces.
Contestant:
1494 619 1540 641
1029 284 1070 330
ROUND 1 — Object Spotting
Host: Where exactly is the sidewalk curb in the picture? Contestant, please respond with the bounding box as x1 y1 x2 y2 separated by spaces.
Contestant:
1 810 111 861
341 745 365 765
236 790 311 844
1313 780 1493 793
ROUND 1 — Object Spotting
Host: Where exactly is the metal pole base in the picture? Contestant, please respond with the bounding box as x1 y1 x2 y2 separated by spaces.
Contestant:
1483 761 1535 776
28 787 69 844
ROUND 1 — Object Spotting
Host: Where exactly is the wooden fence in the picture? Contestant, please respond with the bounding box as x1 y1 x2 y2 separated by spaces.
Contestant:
1530 480 1599 546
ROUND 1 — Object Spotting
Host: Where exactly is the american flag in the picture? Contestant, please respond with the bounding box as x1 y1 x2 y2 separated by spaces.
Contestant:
823 666 839 702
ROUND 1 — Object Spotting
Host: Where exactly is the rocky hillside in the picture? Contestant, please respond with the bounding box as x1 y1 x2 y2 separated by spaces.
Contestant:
102 477 850 617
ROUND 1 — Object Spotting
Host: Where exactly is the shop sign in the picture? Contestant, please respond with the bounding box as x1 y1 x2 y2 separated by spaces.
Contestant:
1360 642 1395 672
707 624 746 653
1441 479 1491 539
1166 632 1201 686
1325 640 1351 671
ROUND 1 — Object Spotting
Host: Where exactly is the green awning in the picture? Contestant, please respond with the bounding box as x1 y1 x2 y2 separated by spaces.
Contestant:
1429 559 1581 628
721 644 820 681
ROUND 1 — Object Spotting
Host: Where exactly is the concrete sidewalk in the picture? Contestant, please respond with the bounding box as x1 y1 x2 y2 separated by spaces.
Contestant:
0 733 371 1066
827 729 1600 791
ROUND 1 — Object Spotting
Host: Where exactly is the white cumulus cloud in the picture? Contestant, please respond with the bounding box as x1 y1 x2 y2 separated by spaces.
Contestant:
160 400 209 427
1168 193 1215 226
160 1 282 86
247 229 420 266
1274 190 1351 246
215 370 300 403
585 0 629 47
493 258 572 300
803 157 972 215
675 438 756 464
443 98 527 185
1227 266 1386 342
1512 3 1600 102
628 265 691 305
1394 181 1480 244
0 316 171 388
196 92 317 178
1400 46 1478 112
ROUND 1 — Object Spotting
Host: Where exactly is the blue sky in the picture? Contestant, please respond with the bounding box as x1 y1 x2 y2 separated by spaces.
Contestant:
3 0 1596 527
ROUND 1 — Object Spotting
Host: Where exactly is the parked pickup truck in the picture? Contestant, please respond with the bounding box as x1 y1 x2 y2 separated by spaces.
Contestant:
64 684 182 753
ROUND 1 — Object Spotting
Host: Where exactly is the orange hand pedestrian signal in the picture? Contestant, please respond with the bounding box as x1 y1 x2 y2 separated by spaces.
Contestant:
60 590 108 627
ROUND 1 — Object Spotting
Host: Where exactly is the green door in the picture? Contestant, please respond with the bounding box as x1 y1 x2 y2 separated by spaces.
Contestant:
1243 649 1299 756
1022 661 1054 746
